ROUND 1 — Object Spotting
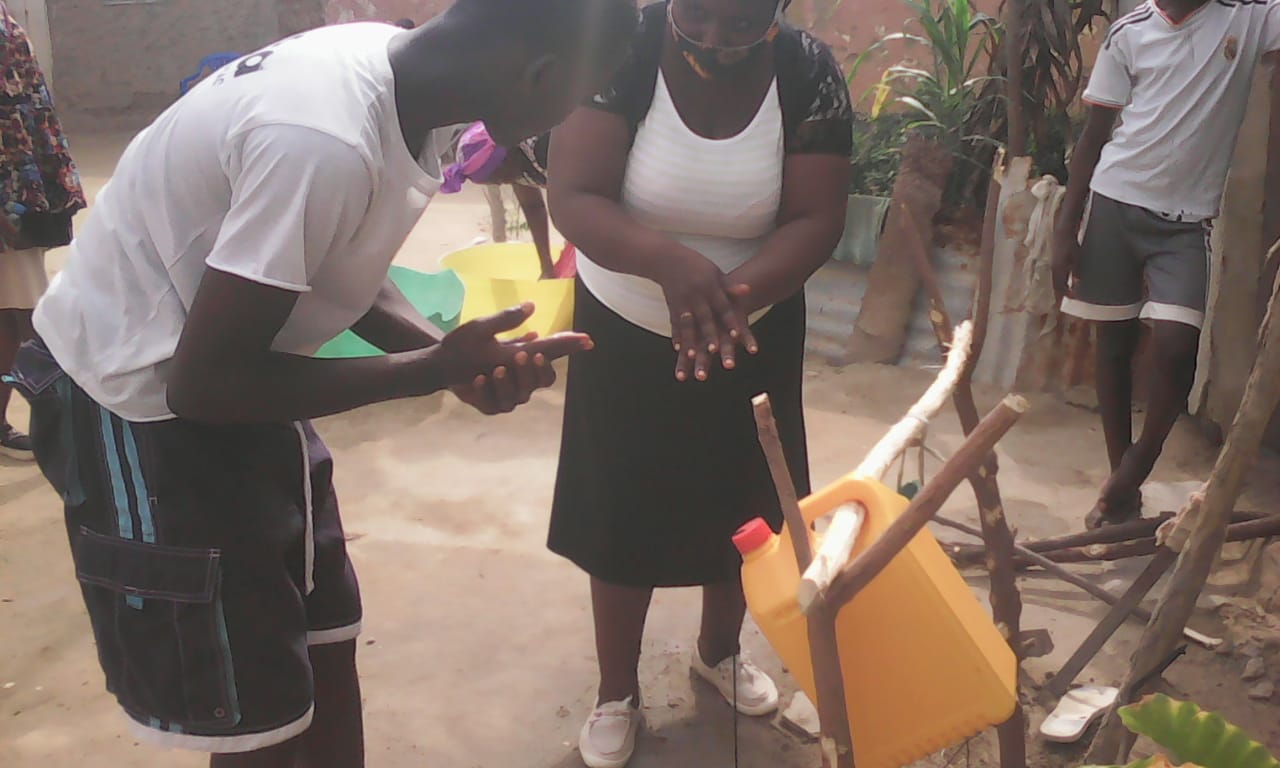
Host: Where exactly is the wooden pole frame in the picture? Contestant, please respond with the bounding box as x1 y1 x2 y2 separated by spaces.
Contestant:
949 512 1279 569
754 390 1027 767
936 515 1224 650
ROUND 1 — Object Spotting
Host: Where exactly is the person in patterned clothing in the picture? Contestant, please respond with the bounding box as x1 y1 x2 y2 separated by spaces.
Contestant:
0 1 85 458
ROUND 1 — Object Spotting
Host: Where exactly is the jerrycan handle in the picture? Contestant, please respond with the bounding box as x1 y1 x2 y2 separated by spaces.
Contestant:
794 477 906 607
798 475 901 530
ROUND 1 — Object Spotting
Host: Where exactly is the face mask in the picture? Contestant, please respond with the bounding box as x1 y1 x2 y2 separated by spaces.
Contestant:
669 0 784 81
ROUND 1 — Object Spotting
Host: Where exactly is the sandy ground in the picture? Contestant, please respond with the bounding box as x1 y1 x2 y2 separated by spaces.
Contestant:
2 134 1279 768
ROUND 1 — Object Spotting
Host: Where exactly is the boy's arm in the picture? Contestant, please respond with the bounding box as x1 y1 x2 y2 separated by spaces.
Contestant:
351 277 444 353
1053 105 1120 298
169 126 588 423
1053 26 1130 298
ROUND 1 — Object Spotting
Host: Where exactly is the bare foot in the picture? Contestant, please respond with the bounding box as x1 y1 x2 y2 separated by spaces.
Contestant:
1085 492 1142 529
1085 455 1147 530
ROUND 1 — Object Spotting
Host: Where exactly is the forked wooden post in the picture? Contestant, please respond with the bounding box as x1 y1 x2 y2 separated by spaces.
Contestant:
754 395 854 768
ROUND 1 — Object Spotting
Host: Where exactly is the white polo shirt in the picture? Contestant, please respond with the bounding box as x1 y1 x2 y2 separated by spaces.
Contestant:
1084 0 1280 220
35 23 457 422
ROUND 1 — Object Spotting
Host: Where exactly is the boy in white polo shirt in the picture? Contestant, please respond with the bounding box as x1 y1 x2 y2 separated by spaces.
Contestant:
5 1 638 765
1054 0 1280 528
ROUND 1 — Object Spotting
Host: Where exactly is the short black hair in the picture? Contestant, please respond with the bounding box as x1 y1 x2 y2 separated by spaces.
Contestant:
453 0 639 64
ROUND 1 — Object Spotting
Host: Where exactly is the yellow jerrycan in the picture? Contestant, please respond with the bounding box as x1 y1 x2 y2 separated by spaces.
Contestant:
734 475 1017 768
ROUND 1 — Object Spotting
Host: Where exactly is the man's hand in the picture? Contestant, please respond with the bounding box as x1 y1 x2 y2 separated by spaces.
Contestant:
1052 222 1080 301
438 303 592 414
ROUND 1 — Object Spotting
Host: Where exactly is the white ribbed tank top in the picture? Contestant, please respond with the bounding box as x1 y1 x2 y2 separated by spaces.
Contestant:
577 72 785 336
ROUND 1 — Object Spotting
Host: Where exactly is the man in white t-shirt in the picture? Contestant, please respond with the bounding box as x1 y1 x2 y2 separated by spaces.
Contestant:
5 1 638 764
1054 0 1280 529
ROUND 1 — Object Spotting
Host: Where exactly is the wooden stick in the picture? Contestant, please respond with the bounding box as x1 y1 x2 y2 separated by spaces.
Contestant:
904 175 1028 768
753 394 814 572
934 516 1221 648
855 321 975 481
1087 249 1280 764
823 395 1029 612
969 150 1003 372
752 394 852 767
1027 538 1159 564
949 512 1275 567
946 512 1176 564
798 321 974 612
809 604 855 768
1044 549 1179 699
1220 513 1280 541
1060 512 1279 562
1005 3 1028 158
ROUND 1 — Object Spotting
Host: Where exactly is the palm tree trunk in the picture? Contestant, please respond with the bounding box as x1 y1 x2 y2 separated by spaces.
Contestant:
847 134 953 363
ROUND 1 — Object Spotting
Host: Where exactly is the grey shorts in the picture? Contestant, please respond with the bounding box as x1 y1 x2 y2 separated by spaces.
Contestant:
1060 192 1211 329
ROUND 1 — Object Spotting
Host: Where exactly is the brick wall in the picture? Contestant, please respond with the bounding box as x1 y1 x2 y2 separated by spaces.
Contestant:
49 0 280 129
322 0 1004 109
279 0 328 35
326 0 450 25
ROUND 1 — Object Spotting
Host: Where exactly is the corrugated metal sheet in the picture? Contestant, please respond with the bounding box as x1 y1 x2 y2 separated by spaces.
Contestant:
900 243 977 367
805 260 867 364
806 159 1114 393
804 244 976 368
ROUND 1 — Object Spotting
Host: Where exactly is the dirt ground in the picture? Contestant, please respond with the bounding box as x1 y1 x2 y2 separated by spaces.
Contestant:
2 134 1278 768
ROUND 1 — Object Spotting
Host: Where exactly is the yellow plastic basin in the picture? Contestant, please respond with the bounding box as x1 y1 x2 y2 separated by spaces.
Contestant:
440 242 574 340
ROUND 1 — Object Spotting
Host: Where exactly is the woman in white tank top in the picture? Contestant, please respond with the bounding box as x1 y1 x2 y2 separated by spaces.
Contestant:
546 2 854 765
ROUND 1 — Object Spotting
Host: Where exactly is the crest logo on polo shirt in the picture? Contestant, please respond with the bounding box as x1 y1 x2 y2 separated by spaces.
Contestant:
1224 35 1239 61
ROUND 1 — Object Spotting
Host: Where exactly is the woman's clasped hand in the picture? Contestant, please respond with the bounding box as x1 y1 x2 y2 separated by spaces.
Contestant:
654 246 759 382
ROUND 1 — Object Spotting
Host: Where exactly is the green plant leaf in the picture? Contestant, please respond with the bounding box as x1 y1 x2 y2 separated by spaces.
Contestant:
1116 695 1279 768
897 95 940 122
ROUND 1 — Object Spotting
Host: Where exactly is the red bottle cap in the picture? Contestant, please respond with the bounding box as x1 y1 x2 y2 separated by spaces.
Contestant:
733 517 773 555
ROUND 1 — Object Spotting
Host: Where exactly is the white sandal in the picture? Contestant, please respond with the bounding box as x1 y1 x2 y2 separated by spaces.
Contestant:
1039 685 1119 743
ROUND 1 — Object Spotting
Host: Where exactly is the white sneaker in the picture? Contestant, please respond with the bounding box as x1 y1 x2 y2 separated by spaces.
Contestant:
692 650 780 716
579 696 642 768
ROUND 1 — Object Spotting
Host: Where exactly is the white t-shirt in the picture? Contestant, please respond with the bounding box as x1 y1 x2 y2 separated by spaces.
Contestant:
35 23 456 422
1083 0 1280 220
577 74 784 336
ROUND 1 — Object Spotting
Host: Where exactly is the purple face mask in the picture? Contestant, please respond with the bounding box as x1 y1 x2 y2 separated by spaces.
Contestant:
440 122 509 193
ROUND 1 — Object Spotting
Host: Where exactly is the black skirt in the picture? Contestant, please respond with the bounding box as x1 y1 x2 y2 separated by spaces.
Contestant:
548 280 810 588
